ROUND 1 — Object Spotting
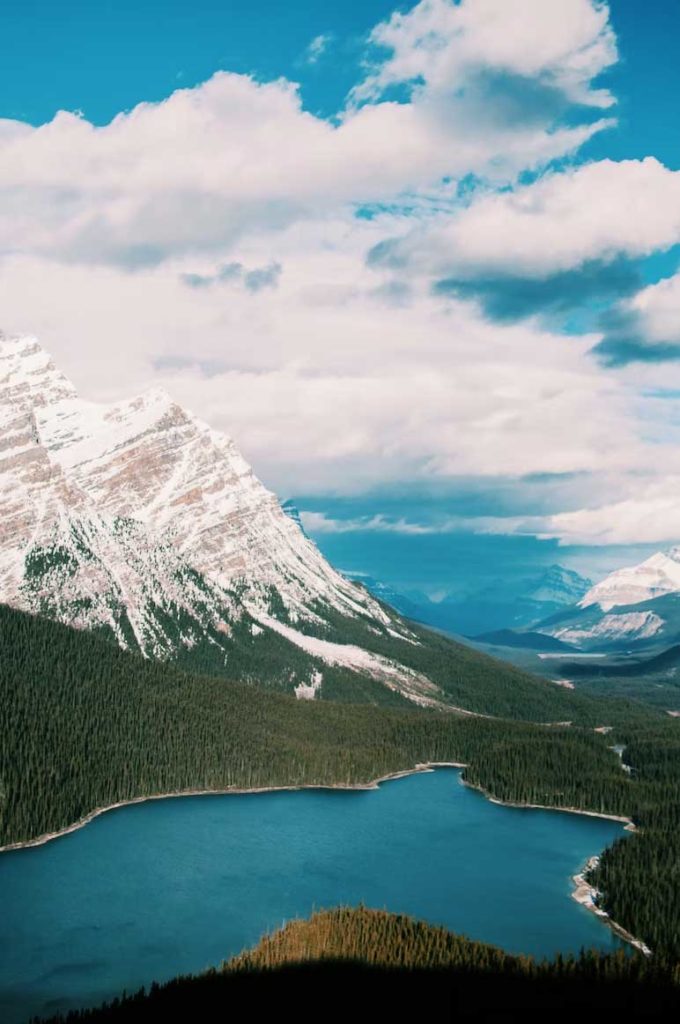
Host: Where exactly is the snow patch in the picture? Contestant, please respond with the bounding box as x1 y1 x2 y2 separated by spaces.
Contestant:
294 670 323 700
255 612 444 708
553 611 663 645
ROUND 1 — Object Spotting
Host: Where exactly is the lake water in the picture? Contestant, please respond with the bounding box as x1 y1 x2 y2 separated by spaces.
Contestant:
0 769 626 1023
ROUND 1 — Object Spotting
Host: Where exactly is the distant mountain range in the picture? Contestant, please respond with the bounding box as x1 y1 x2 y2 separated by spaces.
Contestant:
348 564 592 638
446 547 680 661
0 332 567 718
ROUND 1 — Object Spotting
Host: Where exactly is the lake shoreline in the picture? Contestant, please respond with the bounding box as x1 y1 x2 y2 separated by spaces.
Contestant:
457 778 647 954
571 855 652 956
0 762 635 850
0 761 650 958
460 780 636 829
0 761 469 854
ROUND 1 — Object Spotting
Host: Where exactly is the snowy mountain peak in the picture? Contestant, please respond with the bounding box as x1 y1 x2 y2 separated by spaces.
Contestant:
526 564 591 606
0 333 77 410
0 333 396 664
579 548 680 613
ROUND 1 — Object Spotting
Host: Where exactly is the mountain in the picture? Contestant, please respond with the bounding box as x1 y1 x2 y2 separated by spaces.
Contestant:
471 629 577 653
0 332 569 716
354 564 592 637
0 335 381 622
342 573 429 622
525 564 592 608
534 549 680 652
579 550 680 612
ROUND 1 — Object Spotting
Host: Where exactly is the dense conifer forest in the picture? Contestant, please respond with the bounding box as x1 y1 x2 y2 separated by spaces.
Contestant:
587 720 680 955
1 603 679 963
38 908 680 1022
0 603 635 848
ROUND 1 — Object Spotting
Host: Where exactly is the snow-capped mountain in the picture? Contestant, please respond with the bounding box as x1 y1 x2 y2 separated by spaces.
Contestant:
579 550 680 612
525 565 592 607
0 332 574 717
0 332 454 704
535 548 680 651
1 337 380 623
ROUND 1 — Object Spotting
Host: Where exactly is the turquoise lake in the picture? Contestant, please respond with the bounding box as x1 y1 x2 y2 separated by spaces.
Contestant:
0 769 626 1023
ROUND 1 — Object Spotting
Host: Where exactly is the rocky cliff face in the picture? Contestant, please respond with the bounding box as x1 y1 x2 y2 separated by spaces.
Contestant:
0 332 418 691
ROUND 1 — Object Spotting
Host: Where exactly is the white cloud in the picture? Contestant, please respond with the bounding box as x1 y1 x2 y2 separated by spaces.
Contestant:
628 272 680 344
371 158 680 280
0 222 654 494
302 509 550 536
300 512 437 534
525 481 680 547
304 33 332 64
0 2 617 271
353 0 616 108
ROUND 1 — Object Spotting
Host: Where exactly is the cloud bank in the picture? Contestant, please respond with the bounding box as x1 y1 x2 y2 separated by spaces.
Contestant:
1 0 680 546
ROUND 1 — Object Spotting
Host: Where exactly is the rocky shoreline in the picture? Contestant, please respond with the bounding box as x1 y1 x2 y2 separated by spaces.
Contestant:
571 855 652 956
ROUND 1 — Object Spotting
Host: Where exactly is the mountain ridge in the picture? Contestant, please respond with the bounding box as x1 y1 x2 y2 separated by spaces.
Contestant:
533 548 680 652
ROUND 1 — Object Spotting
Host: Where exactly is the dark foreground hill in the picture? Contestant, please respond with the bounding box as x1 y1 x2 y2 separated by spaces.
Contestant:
38 908 680 1023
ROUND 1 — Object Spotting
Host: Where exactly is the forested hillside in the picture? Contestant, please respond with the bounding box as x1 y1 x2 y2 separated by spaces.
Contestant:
38 908 680 1022
0 603 635 848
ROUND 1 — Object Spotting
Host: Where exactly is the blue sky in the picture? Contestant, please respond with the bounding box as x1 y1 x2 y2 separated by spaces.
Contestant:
2 0 680 599
4 0 680 167
0 1 394 125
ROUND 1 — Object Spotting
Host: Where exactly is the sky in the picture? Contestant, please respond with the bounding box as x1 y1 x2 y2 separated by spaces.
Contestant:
2 0 680 598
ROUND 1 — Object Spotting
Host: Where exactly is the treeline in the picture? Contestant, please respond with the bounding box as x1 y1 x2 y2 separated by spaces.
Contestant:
94 581 605 720
37 908 680 1022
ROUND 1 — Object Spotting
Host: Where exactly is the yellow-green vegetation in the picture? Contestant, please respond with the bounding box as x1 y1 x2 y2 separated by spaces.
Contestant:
227 906 524 973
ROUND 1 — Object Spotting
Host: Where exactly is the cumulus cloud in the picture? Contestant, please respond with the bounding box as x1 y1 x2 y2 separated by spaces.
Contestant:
0 3 617 271
370 158 680 283
520 479 680 546
0 227 654 495
352 0 617 109
434 258 641 322
592 271 680 365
